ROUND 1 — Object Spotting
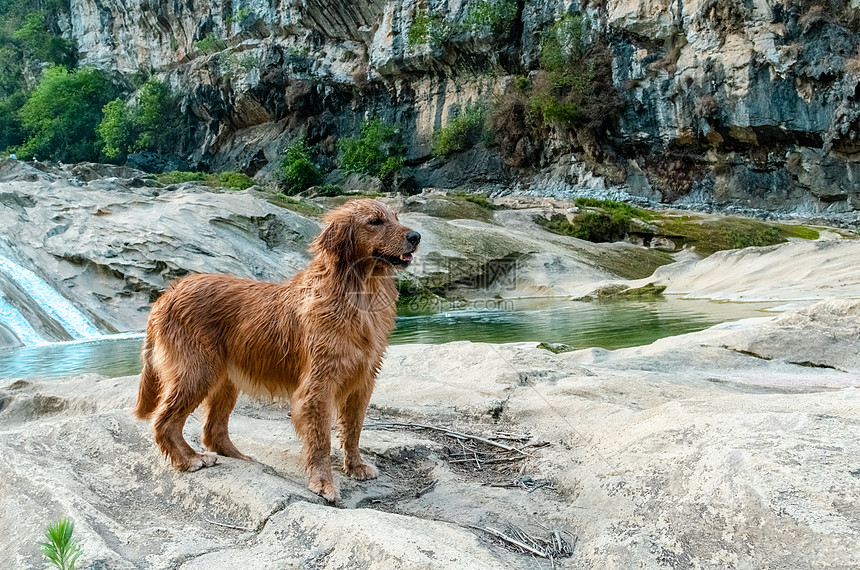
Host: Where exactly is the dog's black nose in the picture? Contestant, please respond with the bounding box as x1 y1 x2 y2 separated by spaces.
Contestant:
406 231 421 246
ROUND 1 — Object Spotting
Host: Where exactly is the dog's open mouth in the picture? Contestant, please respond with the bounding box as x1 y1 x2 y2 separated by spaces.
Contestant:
375 252 414 267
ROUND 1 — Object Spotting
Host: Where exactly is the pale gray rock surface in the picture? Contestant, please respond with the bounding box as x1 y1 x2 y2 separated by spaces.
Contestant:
1 300 859 568
571 238 860 302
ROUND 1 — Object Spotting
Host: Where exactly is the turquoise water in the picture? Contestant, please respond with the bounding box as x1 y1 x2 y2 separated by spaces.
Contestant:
0 297 773 380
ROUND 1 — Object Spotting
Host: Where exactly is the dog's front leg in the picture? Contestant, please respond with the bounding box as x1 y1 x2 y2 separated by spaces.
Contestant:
291 371 339 503
337 371 379 480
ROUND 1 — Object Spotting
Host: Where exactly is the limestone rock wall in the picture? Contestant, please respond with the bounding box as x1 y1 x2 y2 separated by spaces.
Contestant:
65 0 860 218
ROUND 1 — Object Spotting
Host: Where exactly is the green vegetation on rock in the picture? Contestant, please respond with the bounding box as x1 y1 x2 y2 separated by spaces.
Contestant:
407 12 450 50
275 195 325 217
409 0 515 50
339 117 405 184
16 65 116 162
451 190 496 210
462 0 518 36
541 199 651 243
0 1 76 154
541 199 820 257
98 79 184 160
654 216 820 256
277 139 325 195
779 224 820 240
432 105 487 156
487 13 620 167
155 170 254 190
195 33 226 55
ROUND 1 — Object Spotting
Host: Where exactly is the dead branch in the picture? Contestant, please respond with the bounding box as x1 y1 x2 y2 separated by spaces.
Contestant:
480 526 549 558
364 421 531 455
205 518 254 532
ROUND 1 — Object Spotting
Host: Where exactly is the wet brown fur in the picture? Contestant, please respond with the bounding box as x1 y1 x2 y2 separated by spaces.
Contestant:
134 199 419 502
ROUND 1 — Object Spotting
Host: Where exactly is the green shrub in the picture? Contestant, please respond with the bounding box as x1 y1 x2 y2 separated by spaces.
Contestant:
544 212 631 242
462 0 517 36
529 13 595 126
720 224 782 250
277 140 324 195
432 105 486 156
16 65 116 162
315 184 345 197
452 190 495 210
13 10 74 64
0 90 27 151
378 155 405 181
778 224 819 240
98 78 183 160
574 198 652 220
0 1 74 101
196 33 226 55
38 518 82 570
487 13 621 165
156 170 205 184
339 117 405 184
542 199 649 242
216 170 255 190
227 6 252 24
155 170 253 189
278 195 324 217
98 98 132 159
407 12 450 49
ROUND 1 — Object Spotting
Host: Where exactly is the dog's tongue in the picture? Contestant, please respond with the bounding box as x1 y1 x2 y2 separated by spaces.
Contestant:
401 253 414 262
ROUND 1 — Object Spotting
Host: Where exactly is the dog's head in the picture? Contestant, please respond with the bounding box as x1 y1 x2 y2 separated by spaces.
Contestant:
311 199 420 269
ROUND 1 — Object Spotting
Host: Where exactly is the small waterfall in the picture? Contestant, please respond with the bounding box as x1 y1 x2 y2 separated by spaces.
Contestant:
0 291 46 345
0 254 103 342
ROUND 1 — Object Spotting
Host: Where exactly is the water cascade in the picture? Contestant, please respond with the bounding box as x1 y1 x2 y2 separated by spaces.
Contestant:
0 254 103 343
0 290 46 345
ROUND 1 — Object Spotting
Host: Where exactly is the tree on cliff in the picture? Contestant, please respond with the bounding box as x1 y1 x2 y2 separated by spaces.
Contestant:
16 65 116 162
98 79 184 161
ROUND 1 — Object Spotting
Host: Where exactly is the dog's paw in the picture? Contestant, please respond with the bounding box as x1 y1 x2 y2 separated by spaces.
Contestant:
308 478 340 503
345 462 379 480
180 452 218 472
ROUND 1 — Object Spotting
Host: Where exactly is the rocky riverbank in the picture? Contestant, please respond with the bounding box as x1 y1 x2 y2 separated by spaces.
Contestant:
1 295 859 568
0 159 676 343
1 157 860 567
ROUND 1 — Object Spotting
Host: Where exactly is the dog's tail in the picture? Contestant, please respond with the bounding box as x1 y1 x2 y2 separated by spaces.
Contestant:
134 334 161 420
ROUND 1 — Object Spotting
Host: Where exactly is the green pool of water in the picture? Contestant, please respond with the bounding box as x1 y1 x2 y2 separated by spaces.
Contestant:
0 297 774 380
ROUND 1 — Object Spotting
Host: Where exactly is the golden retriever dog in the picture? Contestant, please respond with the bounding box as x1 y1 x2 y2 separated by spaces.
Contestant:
133 199 420 502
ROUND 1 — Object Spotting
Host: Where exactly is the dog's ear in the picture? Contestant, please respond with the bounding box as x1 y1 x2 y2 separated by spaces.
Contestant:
311 213 356 261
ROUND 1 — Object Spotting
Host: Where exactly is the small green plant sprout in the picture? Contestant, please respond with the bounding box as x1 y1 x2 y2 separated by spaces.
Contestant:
38 518 82 570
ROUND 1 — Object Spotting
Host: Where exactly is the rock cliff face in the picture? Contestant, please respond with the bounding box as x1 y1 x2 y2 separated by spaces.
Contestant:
64 0 860 219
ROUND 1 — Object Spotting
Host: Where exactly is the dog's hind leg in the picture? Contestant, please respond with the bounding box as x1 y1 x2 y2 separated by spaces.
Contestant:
291 373 339 503
337 374 379 481
152 357 220 472
202 378 252 461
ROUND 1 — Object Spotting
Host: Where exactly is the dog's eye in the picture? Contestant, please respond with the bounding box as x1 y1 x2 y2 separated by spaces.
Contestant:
368 218 384 226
